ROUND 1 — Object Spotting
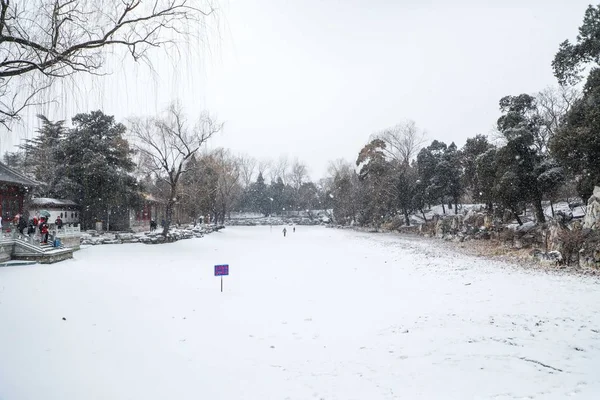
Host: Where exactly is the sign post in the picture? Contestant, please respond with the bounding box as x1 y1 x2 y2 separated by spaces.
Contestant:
214 264 229 292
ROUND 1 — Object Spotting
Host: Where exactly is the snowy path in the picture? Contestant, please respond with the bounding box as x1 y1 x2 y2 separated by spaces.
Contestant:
0 226 599 399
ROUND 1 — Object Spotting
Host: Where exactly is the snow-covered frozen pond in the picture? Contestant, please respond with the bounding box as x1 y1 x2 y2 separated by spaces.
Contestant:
1 226 599 399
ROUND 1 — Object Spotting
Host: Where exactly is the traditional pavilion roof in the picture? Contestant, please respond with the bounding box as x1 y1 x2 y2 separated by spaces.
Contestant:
0 161 39 187
29 198 79 208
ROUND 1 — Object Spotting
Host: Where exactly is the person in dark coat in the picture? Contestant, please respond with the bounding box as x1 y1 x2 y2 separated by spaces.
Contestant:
55 216 63 229
27 219 35 236
17 216 27 234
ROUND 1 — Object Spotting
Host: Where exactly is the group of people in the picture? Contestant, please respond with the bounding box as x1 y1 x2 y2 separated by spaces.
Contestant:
11 214 63 244
282 226 296 237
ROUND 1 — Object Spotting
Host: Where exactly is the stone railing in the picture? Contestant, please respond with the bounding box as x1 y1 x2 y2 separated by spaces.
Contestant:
12 230 56 248
0 230 48 251
0 225 80 250
56 225 81 237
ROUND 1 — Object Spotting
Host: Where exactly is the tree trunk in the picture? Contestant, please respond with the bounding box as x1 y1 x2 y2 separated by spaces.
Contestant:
403 208 410 226
550 200 555 218
421 209 427 222
454 198 459 215
162 185 177 236
441 201 446 214
162 199 174 236
534 198 546 223
512 207 523 225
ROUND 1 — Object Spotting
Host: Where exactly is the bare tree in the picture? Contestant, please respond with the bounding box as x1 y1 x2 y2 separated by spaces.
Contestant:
372 120 426 164
237 153 256 188
289 158 308 190
129 103 222 236
535 86 580 153
327 158 354 178
270 155 289 184
257 158 270 179
0 0 216 128
213 149 241 224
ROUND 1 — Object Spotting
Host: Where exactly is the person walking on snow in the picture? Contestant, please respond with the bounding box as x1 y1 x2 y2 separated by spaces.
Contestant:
282 227 287 237
293 226 296 233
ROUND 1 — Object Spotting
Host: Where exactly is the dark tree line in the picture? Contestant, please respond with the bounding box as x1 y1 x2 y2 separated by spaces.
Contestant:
235 172 328 217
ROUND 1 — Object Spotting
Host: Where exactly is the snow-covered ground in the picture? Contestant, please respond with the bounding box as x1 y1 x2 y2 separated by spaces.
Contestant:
0 227 599 399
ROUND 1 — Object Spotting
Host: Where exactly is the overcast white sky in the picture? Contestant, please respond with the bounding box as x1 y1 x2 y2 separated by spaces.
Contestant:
1 0 593 179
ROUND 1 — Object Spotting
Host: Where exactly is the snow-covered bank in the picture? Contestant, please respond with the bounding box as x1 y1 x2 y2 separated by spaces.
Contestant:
333 225 599 276
1 226 599 399
79 225 223 246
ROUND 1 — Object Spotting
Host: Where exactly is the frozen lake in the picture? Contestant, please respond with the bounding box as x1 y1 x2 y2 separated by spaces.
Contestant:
1 226 599 399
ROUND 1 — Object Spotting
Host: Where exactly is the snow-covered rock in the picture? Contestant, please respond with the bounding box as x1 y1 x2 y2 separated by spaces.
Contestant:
583 186 600 229
530 249 563 264
515 221 536 233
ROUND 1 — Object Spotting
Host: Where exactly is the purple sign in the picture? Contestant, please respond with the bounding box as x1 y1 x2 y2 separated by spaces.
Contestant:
215 264 229 276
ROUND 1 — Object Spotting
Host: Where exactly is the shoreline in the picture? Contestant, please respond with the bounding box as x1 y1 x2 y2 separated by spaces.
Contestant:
331 225 600 278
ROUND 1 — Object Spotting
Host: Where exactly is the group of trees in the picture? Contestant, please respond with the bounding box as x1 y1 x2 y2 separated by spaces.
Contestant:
178 153 331 223
0 0 220 235
0 0 328 234
326 91 574 227
5 3 600 233
326 4 600 228
7 111 140 230
4 106 330 232
237 167 329 218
